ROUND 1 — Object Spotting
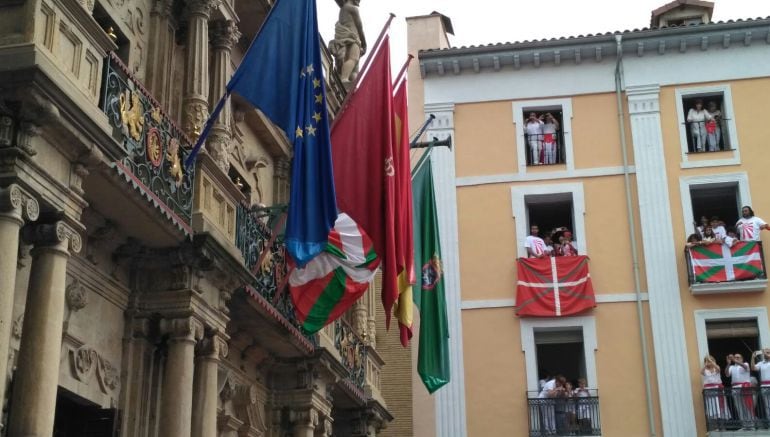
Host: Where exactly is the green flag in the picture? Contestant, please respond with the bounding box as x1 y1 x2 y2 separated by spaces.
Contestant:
412 154 450 394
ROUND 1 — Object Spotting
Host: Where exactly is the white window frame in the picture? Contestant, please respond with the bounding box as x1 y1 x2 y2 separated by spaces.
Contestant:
678 172 751 238
520 316 598 392
674 84 741 169
511 182 586 258
694 307 770 361
512 98 574 174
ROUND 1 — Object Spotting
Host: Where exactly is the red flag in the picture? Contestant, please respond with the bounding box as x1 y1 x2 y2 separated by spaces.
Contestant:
515 256 596 317
393 76 415 346
331 36 399 327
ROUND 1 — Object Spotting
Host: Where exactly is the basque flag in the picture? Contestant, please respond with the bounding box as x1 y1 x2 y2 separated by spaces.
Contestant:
515 256 596 317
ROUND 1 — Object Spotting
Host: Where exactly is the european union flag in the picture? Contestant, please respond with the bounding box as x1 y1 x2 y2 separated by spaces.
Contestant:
188 0 337 267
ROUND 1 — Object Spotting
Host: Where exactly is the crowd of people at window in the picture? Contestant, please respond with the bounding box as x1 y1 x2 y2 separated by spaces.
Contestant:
536 374 596 436
686 206 768 248
686 99 726 152
701 349 770 431
525 225 578 258
525 112 562 165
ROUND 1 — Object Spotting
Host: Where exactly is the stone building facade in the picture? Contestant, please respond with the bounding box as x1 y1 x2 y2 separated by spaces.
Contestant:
0 0 391 435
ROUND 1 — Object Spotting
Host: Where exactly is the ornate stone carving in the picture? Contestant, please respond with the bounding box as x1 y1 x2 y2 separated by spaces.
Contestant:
352 299 368 341
197 333 229 360
206 132 232 172
12 314 23 339
65 279 88 312
97 356 120 393
0 184 40 223
291 408 319 429
151 0 174 17
0 113 13 147
68 346 121 394
329 0 367 85
185 0 220 18
209 20 241 50
183 100 208 141
23 221 83 254
233 384 268 435
160 317 204 343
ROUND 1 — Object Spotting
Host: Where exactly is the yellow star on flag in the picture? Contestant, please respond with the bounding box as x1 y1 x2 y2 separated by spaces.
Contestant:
306 124 317 136
312 112 322 123
315 93 323 104
313 78 321 88
295 126 304 138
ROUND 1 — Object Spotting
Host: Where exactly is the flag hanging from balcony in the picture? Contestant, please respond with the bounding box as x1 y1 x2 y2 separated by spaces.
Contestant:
331 35 401 328
289 213 380 334
393 72 415 347
515 256 595 317
185 0 337 268
688 241 764 282
413 153 450 394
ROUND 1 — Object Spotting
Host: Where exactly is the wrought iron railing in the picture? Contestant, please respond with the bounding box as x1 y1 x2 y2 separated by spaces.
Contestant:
524 132 567 166
334 318 367 390
527 390 601 437
684 241 766 285
703 386 770 432
99 52 194 228
684 119 732 153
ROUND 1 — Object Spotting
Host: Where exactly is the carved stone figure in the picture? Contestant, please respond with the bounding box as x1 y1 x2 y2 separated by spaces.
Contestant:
330 0 366 86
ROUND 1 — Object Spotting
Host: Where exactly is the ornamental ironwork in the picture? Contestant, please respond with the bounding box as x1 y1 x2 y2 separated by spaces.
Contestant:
100 52 194 228
334 318 367 390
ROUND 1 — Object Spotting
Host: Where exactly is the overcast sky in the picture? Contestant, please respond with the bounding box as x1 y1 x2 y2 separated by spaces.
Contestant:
316 0 770 74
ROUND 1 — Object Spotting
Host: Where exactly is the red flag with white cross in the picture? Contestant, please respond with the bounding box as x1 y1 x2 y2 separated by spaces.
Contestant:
515 256 596 317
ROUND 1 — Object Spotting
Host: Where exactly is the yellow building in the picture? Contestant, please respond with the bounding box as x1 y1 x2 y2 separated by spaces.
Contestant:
0 0 392 436
405 3 770 436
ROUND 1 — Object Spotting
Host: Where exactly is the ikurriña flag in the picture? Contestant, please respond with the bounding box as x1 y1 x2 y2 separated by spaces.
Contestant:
331 35 400 328
515 256 596 317
688 241 764 282
187 0 337 268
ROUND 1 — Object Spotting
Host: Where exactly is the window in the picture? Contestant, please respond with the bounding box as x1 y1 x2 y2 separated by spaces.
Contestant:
675 85 741 168
695 308 770 370
512 98 575 173
526 193 576 250
92 3 130 64
53 387 118 436
688 182 739 236
535 328 586 386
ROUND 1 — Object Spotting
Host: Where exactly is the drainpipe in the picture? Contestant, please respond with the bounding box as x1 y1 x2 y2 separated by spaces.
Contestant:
615 34 658 437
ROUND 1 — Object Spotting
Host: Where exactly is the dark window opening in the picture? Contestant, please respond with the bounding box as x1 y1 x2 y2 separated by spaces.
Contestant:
526 193 576 249
53 387 118 437
682 93 731 153
92 3 130 64
689 183 739 236
535 328 587 387
706 319 759 385
521 107 566 166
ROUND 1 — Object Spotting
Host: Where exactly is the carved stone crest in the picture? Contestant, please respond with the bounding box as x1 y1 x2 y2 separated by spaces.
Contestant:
69 346 121 394
66 279 88 312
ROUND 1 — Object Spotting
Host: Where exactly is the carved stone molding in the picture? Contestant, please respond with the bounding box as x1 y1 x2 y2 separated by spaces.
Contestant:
291 408 319 429
183 100 209 140
0 183 40 224
185 0 220 17
206 131 232 172
232 384 268 435
210 20 241 50
65 279 88 312
23 221 83 254
160 317 204 343
68 346 121 394
197 332 229 360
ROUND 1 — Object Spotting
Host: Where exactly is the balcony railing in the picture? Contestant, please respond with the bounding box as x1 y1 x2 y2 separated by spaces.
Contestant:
99 53 195 232
685 119 732 153
527 390 601 437
334 318 367 390
524 133 567 166
685 241 767 294
703 386 770 432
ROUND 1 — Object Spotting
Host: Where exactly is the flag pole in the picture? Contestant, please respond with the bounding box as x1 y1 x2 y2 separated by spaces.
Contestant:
331 13 395 129
393 54 414 89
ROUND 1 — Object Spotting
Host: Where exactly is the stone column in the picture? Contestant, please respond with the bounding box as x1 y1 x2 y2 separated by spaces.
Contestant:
7 221 81 437
192 332 227 437
158 317 203 437
146 0 176 108
206 20 240 172
182 0 219 139
292 408 318 437
0 185 38 405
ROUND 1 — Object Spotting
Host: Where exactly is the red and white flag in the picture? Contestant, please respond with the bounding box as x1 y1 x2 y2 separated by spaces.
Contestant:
688 241 764 283
515 256 596 317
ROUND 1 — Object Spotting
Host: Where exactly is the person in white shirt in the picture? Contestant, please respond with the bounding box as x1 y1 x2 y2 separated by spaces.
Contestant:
573 378 594 434
525 225 546 258
687 99 713 152
701 355 730 421
537 375 557 433
726 353 756 428
710 217 727 240
736 206 769 241
723 228 738 248
752 349 770 423
525 112 544 165
706 101 723 152
541 113 560 165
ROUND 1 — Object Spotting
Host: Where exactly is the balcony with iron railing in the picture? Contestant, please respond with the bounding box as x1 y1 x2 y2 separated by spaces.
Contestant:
524 132 567 167
527 390 601 437
703 386 770 435
684 241 767 294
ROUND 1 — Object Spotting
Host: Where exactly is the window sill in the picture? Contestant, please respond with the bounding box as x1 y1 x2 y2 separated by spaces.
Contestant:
690 279 767 295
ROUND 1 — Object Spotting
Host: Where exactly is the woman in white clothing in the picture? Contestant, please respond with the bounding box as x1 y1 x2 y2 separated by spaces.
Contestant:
687 99 713 152
525 112 544 165
542 113 560 165
702 355 730 422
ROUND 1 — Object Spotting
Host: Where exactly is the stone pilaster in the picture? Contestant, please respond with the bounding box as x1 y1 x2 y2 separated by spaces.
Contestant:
0 185 38 408
182 0 219 139
626 84 697 436
146 0 176 108
291 408 318 437
7 221 81 437
206 20 241 172
158 316 204 437
273 157 291 205
192 332 228 437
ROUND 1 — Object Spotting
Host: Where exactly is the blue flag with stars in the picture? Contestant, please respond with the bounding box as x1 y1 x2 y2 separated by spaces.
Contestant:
221 0 336 267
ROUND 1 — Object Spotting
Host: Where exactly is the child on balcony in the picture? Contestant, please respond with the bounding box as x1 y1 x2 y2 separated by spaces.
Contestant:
706 101 723 151
542 113 560 165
